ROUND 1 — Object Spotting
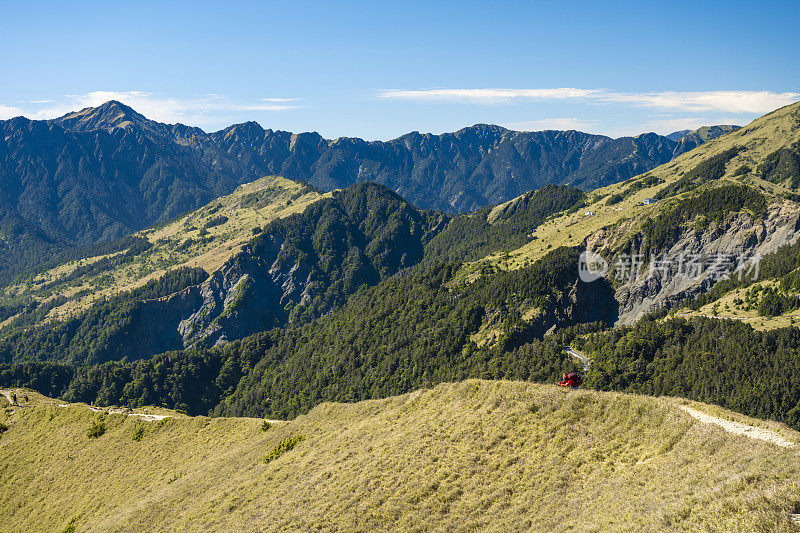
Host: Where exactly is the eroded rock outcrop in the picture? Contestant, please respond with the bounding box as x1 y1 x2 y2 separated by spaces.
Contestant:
584 201 800 325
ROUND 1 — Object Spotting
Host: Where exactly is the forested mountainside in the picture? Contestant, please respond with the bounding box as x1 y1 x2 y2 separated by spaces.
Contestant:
456 101 800 326
2 102 800 430
0 182 586 365
211 122 736 212
0 100 733 282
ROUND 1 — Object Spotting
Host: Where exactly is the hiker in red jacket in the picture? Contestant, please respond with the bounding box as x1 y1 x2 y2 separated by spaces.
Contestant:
558 372 583 389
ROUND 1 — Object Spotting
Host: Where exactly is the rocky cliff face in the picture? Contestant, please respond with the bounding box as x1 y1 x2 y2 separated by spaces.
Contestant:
585 200 800 325
533 277 619 338
127 183 444 355
141 237 298 350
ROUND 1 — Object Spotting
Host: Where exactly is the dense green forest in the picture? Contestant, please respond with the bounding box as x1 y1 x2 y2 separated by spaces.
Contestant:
247 182 445 326
0 183 447 362
1 166 798 432
0 224 154 287
212 247 595 418
3 247 800 430
687 238 800 311
0 267 208 365
578 316 800 428
422 185 585 265
0 101 729 287
0 247 594 417
655 147 741 199
621 184 766 259
5 310 800 431
758 141 800 188
0 182 584 365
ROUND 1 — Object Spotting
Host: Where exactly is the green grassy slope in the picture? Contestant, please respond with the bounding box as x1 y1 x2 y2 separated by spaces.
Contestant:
1 381 798 532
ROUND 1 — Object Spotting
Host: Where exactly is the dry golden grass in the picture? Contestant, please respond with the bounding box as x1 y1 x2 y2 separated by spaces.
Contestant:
1 380 799 532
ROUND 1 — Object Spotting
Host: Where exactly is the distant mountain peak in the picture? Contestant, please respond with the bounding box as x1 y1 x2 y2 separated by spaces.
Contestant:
459 123 509 135
665 129 692 141
217 120 266 139
666 125 740 143
96 99 138 115
53 100 149 132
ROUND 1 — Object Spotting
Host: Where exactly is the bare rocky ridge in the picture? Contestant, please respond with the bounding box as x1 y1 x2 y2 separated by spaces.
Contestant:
147 238 304 349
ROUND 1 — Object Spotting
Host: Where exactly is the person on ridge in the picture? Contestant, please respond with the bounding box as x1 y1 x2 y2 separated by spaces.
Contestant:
558 372 583 389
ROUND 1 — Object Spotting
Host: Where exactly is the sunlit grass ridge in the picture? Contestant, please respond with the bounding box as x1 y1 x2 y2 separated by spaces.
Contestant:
1 380 798 531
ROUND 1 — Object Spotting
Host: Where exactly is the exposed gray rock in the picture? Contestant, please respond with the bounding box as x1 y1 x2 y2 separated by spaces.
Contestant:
584 201 800 325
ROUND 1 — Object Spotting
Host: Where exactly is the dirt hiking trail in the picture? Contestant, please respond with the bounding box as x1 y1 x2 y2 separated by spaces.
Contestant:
679 405 796 448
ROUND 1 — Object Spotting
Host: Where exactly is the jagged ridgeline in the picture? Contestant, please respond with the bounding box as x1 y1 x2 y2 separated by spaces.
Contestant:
0 181 587 367
0 100 734 282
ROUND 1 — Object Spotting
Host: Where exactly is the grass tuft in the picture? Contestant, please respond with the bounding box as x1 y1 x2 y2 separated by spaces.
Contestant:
131 421 145 441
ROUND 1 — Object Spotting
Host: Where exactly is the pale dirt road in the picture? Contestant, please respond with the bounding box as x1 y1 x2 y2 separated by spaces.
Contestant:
555 352 796 449
0 389 14 405
679 405 796 448
2 387 170 422
564 347 590 372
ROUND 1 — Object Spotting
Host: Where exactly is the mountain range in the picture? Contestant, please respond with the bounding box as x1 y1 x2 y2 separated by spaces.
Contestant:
2 101 800 425
2 101 800 532
0 100 736 282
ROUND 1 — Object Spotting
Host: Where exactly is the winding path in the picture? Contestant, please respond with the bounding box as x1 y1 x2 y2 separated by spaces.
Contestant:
555 353 797 449
1 388 170 422
679 405 796 448
0 389 14 405
564 346 590 373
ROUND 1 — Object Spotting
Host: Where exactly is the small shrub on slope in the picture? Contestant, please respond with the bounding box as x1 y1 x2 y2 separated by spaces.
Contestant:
264 435 305 464
87 419 106 439
131 421 145 441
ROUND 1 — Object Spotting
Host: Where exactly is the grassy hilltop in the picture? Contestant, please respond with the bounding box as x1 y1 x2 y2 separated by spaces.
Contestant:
1 380 799 532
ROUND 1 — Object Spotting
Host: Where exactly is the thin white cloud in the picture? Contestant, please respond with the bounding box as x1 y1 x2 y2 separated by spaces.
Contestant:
597 91 800 114
379 88 600 102
1 91 304 128
504 117 601 133
0 104 25 119
261 97 300 102
378 88 800 114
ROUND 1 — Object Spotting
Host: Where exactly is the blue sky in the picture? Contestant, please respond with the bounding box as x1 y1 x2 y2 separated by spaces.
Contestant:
1 0 798 139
